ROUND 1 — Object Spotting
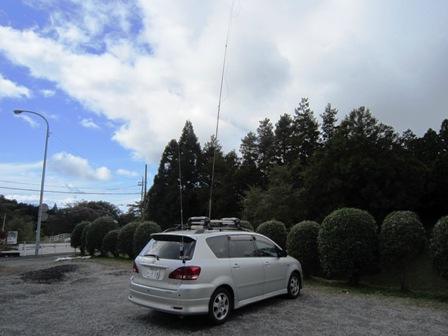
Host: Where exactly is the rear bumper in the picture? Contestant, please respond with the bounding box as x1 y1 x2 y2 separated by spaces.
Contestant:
128 276 213 315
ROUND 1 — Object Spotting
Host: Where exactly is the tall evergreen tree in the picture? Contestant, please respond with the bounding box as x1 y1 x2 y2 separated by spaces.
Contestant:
303 107 426 221
202 139 242 219
292 98 320 167
145 139 181 229
256 118 274 176
178 120 203 220
320 103 338 143
439 119 448 153
272 113 294 165
239 131 264 187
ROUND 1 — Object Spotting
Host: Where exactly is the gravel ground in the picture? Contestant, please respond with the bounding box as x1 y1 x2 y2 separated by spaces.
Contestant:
0 259 447 336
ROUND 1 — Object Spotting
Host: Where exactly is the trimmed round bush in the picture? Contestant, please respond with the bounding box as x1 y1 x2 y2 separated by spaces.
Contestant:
287 220 320 278
431 215 448 281
380 211 425 291
240 220 254 231
71 221 90 250
133 221 162 256
80 223 91 255
85 216 119 256
256 220 287 248
318 208 378 286
117 221 140 259
102 229 120 257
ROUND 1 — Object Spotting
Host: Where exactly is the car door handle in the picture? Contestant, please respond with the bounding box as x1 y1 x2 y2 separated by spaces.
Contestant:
232 263 240 268
264 262 271 267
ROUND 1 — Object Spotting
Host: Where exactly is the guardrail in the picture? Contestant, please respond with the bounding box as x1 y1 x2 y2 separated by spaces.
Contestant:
49 233 71 242
17 243 76 256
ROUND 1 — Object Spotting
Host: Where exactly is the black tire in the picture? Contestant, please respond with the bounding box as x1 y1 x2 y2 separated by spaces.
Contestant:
286 272 301 299
208 287 232 325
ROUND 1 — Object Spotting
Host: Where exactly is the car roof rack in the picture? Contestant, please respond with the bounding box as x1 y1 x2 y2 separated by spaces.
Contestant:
163 216 212 232
187 216 212 230
163 216 247 233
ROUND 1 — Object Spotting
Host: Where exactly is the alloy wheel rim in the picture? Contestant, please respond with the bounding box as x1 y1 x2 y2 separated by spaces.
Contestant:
290 277 299 296
213 293 229 319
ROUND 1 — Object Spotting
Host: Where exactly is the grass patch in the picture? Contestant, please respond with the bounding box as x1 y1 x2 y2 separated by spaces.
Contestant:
307 250 448 306
82 255 134 269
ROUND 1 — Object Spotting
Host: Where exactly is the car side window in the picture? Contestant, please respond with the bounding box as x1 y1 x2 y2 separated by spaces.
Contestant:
254 237 279 257
229 237 257 258
206 236 229 258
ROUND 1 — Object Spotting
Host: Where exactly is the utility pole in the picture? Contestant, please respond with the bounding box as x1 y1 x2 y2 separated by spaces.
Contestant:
138 164 148 219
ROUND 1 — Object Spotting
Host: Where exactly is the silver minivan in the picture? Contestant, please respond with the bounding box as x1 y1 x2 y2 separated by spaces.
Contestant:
128 217 303 324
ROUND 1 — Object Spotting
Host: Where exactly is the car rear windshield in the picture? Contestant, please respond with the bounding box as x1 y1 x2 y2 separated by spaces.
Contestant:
141 234 196 260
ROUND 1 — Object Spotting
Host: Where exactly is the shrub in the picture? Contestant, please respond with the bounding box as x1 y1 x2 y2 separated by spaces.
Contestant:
431 215 448 281
240 220 253 231
80 223 91 255
85 216 118 256
318 208 378 286
256 220 287 248
380 211 426 291
133 221 162 256
71 221 90 250
102 229 120 257
117 221 140 259
287 220 320 278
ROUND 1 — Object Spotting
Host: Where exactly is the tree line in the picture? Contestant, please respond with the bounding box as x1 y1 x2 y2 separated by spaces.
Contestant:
0 197 140 242
144 98 448 230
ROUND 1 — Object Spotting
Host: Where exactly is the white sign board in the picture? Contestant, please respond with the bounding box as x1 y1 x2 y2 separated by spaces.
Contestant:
7 231 18 245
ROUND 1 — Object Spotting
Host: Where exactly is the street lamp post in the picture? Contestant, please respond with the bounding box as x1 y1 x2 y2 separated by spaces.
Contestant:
13 109 49 256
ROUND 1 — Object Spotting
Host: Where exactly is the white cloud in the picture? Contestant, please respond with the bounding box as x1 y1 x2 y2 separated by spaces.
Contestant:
80 118 100 130
0 0 447 169
0 73 31 99
40 89 55 97
49 152 112 180
116 169 139 177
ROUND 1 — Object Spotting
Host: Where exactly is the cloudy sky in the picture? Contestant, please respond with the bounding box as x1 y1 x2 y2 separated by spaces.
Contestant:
0 0 447 212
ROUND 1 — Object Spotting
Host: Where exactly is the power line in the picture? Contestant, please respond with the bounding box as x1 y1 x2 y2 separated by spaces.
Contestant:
0 180 138 191
0 186 139 195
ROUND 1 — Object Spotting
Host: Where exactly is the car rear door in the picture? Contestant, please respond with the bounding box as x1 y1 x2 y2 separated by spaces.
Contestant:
228 235 264 301
134 234 196 291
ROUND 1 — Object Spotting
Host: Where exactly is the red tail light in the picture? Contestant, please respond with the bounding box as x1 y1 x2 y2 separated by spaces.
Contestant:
169 266 201 280
133 261 139 273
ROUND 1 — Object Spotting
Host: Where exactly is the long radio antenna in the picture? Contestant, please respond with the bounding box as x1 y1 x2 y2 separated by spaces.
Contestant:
208 0 235 219
178 143 184 227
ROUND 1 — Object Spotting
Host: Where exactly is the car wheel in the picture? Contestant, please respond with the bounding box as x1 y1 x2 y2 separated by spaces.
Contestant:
286 272 301 299
208 287 232 325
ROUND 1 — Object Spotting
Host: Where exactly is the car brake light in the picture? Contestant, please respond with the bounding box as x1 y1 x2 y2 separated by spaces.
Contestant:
169 266 201 280
133 261 139 273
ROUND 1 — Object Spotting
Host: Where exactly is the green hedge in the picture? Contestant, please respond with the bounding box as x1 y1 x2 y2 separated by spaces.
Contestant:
380 211 425 291
431 215 448 281
287 220 320 278
117 221 140 259
133 221 162 256
318 208 378 286
71 221 90 251
256 220 287 248
85 216 118 256
102 229 120 257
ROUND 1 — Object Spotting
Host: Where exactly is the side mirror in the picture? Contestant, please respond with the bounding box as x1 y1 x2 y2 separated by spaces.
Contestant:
279 249 288 257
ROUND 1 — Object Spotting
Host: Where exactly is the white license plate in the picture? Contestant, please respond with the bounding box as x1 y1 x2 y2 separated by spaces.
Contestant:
144 267 161 280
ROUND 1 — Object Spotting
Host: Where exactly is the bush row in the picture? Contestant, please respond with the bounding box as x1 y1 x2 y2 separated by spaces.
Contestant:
70 210 448 290
256 209 448 290
71 217 161 258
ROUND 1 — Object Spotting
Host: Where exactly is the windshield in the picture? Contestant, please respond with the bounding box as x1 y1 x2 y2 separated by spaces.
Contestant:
141 234 196 260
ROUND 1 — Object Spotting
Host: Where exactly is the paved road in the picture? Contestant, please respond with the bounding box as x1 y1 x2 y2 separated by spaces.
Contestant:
0 252 78 267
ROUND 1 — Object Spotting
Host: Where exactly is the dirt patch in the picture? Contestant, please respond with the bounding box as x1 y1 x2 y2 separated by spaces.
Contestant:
20 264 79 284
